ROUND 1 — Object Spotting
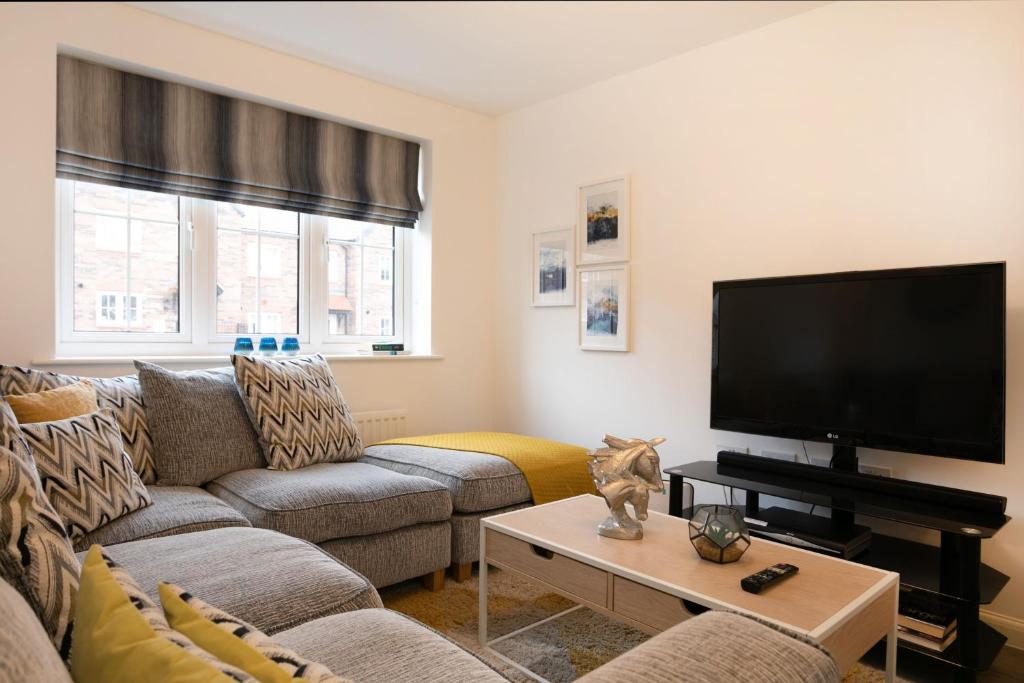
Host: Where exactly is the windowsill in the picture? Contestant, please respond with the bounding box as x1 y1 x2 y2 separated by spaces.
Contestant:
33 354 443 368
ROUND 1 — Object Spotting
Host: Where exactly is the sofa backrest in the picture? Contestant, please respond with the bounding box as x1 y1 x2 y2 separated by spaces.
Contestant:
0 578 73 682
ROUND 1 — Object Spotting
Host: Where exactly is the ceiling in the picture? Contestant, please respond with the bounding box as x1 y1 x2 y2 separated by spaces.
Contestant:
131 1 827 116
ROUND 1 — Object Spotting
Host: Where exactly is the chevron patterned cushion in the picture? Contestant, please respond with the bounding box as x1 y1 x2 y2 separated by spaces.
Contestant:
0 366 157 484
20 410 152 543
232 354 362 471
0 444 80 661
160 582 349 682
0 399 32 468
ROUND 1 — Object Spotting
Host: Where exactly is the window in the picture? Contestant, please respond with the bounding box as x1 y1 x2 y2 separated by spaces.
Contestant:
65 182 182 336
325 218 400 340
215 203 300 336
58 179 408 353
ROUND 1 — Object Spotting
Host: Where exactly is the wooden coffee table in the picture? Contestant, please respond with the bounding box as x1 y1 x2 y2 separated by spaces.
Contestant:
480 494 898 682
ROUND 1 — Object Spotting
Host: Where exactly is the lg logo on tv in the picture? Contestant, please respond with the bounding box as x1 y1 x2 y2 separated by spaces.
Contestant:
827 433 839 440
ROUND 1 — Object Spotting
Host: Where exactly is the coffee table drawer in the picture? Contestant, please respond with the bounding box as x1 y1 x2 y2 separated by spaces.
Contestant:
485 530 607 606
612 576 694 632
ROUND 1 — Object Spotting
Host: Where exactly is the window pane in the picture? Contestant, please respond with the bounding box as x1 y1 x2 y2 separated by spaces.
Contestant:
326 221 396 338
129 220 180 333
327 217 361 242
75 183 128 215
215 202 300 336
71 181 180 334
215 230 258 335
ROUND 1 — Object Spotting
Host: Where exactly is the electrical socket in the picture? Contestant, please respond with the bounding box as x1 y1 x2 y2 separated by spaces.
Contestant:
762 449 799 462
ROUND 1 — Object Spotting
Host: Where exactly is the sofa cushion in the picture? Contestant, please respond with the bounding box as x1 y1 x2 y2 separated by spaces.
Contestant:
73 485 251 551
0 399 32 466
20 410 152 543
577 611 839 683
135 362 265 486
0 366 157 483
0 445 80 661
320 522 450 589
274 609 505 683
90 527 382 634
208 462 452 543
5 380 98 424
363 444 531 512
231 354 361 470
0 579 74 683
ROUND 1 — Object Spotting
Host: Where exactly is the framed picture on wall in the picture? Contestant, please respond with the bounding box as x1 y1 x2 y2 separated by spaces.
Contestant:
577 176 630 265
579 264 629 352
531 227 575 307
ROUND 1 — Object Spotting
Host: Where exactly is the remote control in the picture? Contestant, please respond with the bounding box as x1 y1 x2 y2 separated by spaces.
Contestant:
741 563 799 594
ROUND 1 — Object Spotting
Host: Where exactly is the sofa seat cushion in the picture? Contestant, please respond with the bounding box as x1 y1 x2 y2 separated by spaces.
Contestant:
73 485 252 551
363 444 531 513
84 527 382 634
274 609 505 683
577 611 839 683
208 462 452 543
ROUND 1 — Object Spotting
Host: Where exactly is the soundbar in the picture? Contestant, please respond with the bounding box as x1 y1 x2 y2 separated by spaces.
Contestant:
717 451 1006 516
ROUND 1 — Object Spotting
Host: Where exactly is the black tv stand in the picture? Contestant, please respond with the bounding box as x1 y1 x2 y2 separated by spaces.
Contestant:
665 458 1011 683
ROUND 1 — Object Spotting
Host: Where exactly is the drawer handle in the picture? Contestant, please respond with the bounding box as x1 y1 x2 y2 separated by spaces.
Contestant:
530 544 555 560
680 599 710 616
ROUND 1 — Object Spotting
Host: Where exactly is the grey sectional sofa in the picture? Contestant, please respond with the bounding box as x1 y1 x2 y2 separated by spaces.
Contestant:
1 524 841 682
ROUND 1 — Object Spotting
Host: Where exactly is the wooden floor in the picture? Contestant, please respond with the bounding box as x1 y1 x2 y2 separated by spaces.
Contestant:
980 646 1024 683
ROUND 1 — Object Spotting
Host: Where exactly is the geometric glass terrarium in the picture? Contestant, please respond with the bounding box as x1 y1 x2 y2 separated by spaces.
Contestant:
688 504 751 564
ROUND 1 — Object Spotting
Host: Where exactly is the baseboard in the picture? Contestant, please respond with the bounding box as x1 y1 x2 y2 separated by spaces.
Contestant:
981 608 1024 650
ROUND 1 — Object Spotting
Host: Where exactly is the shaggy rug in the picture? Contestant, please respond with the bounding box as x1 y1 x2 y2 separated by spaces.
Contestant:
379 566 892 682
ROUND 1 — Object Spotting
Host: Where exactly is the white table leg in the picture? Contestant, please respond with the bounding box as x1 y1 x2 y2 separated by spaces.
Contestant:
885 584 898 683
479 527 488 646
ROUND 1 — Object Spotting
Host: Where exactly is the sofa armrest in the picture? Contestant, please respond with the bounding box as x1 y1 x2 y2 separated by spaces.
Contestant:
578 611 840 683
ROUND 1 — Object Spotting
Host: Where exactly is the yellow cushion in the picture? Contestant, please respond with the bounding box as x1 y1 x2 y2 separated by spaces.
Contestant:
6 380 98 424
71 546 250 683
160 583 344 683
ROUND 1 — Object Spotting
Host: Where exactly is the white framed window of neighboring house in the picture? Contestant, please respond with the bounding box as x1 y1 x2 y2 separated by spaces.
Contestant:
56 179 410 355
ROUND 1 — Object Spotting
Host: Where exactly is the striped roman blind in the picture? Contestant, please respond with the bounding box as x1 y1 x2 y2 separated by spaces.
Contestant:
56 56 423 228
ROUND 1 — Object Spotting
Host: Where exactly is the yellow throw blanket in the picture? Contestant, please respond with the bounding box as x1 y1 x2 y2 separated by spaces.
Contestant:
374 432 596 505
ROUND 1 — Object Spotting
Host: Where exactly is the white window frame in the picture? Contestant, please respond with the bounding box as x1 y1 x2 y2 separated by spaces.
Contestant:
309 215 406 347
56 179 409 356
57 180 193 346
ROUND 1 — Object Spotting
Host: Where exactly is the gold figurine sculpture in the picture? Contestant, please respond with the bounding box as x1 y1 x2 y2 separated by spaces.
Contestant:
588 435 666 540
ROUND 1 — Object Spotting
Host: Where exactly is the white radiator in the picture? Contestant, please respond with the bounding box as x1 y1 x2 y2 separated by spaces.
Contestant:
353 409 408 443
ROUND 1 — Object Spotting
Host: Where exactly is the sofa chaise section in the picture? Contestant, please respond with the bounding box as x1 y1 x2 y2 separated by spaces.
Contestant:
208 462 453 589
363 444 532 578
85 526 382 635
71 484 251 551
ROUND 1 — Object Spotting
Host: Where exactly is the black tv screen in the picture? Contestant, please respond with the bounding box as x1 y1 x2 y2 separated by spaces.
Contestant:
711 263 1005 463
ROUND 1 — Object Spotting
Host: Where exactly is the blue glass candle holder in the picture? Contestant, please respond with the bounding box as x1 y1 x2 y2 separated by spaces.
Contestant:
281 337 300 356
233 337 255 356
258 337 279 356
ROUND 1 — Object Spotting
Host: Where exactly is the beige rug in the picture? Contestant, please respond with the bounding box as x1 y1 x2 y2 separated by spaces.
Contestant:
379 566 890 682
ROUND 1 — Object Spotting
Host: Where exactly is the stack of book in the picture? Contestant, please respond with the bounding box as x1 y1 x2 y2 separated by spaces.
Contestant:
359 343 410 356
897 591 958 652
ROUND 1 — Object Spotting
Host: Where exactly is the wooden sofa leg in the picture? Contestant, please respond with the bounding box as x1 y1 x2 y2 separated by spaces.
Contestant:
451 562 473 583
422 569 445 592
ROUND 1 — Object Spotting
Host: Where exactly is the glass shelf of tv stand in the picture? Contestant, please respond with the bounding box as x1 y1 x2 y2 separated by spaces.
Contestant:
666 461 1010 537
666 461 1010 604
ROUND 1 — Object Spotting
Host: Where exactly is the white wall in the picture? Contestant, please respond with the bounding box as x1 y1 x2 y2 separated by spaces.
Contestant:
496 0 1024 631
0 3 497 435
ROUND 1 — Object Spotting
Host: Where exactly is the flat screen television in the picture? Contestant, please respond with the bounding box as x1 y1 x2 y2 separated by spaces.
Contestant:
711 262 1005 464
